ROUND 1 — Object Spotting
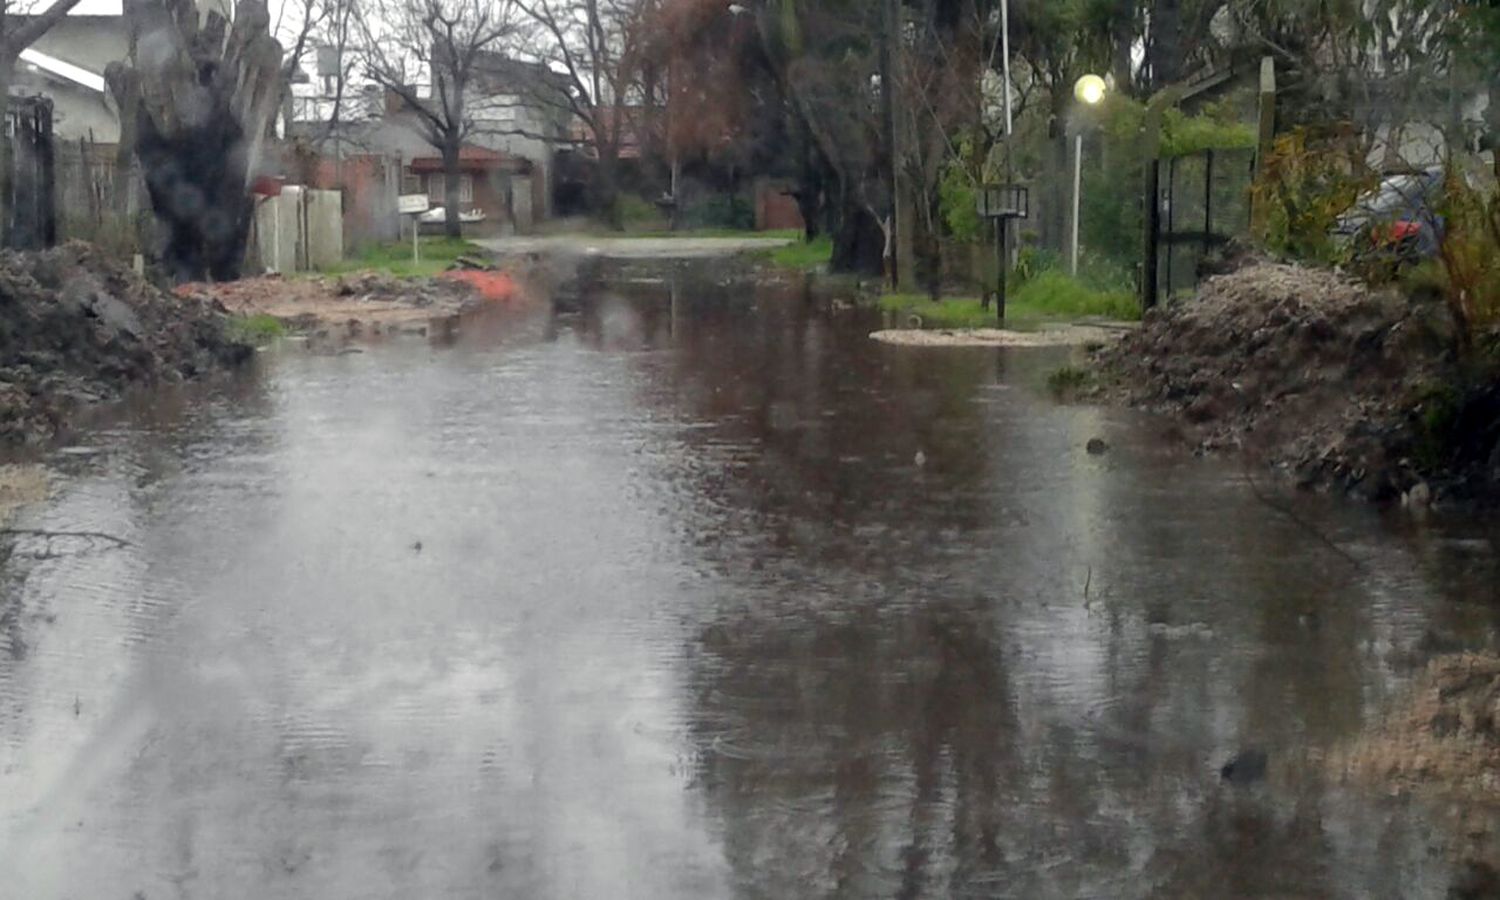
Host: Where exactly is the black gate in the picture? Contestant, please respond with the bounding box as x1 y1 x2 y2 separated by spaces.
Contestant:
6 96 57 250
1142 147 1254 307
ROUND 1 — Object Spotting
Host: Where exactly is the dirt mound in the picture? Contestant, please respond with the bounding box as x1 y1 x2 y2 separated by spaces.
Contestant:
0 242 251 448
1334 654 1500 798
1092 262 1467 500
182 271 490 332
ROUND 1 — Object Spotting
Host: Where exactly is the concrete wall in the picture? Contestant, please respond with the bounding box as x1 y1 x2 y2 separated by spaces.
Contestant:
512 175 533 232
252 187 343 274
304 189 343 269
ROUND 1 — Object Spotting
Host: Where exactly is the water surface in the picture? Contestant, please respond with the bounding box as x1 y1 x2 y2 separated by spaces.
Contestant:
3 262 1498 898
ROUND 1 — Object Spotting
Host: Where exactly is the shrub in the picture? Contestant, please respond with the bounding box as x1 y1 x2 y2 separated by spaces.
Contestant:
1436 169 1500 342
617 194 664 229
1250 128 1374 265
677 194 754 231
940 162 983 244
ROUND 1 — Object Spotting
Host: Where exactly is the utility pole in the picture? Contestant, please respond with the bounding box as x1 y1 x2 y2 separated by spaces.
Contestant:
879 0 899 289
999 0 1013 323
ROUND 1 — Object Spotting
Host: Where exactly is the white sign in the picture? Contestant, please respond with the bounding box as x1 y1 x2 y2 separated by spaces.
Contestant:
398 193 430 215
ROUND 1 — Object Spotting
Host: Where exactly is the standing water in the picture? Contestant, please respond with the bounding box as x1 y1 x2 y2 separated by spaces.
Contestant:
2 260 1498 898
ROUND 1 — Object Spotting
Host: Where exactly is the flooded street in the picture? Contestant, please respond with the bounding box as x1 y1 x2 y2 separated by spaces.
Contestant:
3 262 1499 898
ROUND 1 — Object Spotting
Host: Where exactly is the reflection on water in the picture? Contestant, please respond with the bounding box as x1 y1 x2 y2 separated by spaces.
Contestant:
1 260 1497 898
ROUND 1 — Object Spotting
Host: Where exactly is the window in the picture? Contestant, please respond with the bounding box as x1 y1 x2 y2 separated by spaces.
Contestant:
427 173 473 203
402 171 420 194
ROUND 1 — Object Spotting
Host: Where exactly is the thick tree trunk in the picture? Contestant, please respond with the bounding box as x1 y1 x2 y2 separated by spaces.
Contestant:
442 139 463 239
107 0 282 283
596 152 622 230
829 186 884 276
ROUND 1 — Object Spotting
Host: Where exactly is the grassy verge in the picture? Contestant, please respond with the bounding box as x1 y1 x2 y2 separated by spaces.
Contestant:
879 270 1139 328
763 235 834 271
321 237 485 278
227 313 287 344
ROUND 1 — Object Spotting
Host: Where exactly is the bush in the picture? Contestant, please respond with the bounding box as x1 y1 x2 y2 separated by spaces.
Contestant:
1436 169 1500 340
617 194 664 229
1251 128 1374 265
677 193 754 231
940 162 983 244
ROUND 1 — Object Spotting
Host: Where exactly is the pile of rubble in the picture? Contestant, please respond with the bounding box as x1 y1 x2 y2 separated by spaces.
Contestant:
1090 262 1486 501
0 242 251 447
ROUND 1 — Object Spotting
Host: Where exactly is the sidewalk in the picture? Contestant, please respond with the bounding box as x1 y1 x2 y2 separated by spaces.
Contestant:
474 234 793 259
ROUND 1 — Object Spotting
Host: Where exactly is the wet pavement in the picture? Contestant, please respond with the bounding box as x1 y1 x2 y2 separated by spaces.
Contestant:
3 261 1499 898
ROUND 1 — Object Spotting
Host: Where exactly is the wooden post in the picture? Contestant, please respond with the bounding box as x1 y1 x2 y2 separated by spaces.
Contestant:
1141 160 1160 310
1251 56 1276 237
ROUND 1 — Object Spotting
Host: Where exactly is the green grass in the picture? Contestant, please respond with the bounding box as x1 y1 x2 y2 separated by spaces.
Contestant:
879 271 1140 329
226 313 287 344
1046 365 1095 394
322 236 485 278
764 235 833 271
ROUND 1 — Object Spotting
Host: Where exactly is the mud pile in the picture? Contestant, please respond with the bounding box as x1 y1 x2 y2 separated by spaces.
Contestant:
1092 262 1476 501
0 242 251 447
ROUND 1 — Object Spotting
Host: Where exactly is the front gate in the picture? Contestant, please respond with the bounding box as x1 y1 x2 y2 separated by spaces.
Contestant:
1142 147 1254 307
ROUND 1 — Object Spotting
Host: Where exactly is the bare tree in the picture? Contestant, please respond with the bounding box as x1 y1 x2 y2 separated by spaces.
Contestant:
358 0 518 238
515 0 652 227
277 0 358 174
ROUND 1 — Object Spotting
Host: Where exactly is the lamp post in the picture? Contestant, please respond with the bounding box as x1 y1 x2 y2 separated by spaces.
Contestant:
1070 73 1106 276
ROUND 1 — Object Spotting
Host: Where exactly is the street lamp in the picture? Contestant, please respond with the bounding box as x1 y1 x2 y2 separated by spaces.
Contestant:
1070 74 1106 276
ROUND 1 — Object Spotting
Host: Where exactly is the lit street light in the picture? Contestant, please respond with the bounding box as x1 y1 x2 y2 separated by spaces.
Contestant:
1071 74 1106 276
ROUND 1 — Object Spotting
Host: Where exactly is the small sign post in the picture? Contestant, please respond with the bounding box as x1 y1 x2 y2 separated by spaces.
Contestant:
398 194 430 265
977 184 1029 324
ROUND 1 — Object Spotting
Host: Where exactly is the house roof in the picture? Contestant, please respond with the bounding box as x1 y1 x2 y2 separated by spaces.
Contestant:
408 146 529 172
19 48 105 94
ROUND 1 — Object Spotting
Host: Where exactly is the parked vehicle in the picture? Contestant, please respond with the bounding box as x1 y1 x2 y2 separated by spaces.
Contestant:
419 206 487 226
1332 168 1444 269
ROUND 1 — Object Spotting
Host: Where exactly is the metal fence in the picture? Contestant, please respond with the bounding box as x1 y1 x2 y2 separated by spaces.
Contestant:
1150 148 1256 304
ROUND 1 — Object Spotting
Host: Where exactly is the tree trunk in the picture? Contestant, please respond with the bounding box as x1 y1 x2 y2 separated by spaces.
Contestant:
442 139 463 239
829 185 883 276
596 151 622 230
1111 0 1135 94
1149 0 1183 90
792 115 823 240
107 0 282 282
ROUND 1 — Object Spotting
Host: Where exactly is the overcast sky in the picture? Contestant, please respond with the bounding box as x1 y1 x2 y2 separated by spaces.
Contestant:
67 0 122 13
